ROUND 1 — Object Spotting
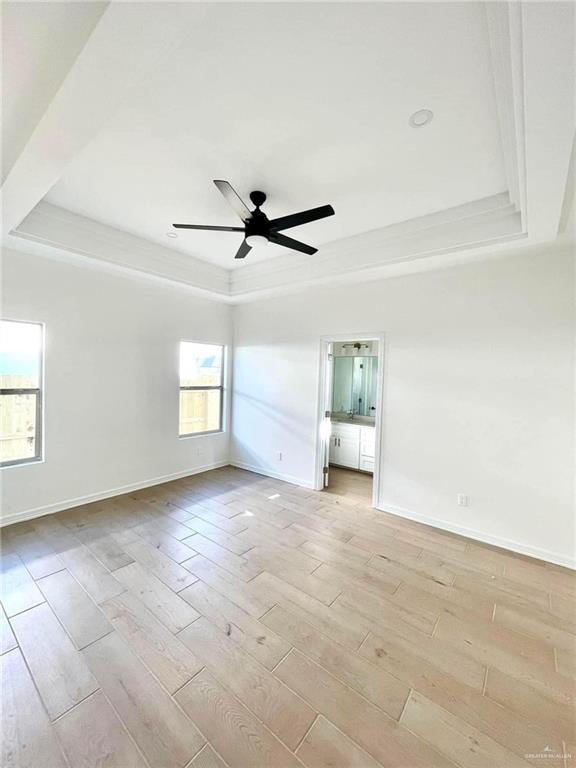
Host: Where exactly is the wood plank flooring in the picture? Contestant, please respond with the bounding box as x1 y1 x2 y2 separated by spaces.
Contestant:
325 466 373 503
1 466 574 768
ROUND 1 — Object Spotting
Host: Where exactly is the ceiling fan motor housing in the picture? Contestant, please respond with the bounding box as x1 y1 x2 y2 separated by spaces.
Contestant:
249 190 267 208
245 204 270 240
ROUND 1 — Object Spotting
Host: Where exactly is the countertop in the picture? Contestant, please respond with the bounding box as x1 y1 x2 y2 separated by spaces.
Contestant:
331 415 375 426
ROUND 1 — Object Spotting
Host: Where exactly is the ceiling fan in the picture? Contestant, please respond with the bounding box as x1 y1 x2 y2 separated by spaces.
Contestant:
173 180 335 259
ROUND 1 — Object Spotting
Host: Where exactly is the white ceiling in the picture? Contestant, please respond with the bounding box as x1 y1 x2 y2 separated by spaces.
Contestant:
1 1 106 181
2 2 574 299
43 2 506 269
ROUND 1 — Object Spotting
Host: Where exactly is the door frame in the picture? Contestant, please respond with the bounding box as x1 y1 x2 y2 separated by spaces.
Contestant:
314 332 386 508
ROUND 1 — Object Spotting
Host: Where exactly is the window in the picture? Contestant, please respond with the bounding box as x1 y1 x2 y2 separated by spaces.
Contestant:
179 342 224 436
0 320 43 467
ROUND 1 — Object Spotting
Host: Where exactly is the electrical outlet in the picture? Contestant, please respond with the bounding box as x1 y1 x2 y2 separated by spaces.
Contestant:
457 494 469 507
277 451 283 461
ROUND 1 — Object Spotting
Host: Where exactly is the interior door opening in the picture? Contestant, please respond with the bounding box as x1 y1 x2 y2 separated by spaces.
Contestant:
316 336 384 508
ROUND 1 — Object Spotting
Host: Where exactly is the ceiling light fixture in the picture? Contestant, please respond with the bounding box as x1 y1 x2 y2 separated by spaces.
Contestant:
409 109 434 128
245 234 269 248
166 232 178 238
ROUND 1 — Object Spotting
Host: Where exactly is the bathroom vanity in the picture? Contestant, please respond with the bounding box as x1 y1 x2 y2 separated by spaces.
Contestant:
329 343 377 473
329 419 375 473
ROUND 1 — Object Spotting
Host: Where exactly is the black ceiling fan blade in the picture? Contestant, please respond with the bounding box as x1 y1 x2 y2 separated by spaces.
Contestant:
213 180 253 222
269 204 335 232
173 223 245 231
234 239 252 259
269 232 317 255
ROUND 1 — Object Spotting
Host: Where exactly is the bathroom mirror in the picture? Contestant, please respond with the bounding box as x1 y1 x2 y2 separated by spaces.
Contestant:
332 356 378 417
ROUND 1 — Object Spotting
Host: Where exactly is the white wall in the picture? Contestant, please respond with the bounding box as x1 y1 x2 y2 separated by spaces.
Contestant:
231 246 575 567
3 243 574 568
1 248 231 524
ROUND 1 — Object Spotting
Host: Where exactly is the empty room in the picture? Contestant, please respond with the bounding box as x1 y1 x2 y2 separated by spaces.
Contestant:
1 2 575 767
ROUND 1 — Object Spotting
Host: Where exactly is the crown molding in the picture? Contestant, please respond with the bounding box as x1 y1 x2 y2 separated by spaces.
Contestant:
10 194 525 303
519 2 574 241
230 194 522 295
485 1 527 229
234 192 512 283
12 201 231 299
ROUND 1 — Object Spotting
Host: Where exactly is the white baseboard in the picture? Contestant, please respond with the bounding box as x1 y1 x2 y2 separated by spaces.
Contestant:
230 461 316 490
377 501 576 571
6 461 572 570
0 461 229 528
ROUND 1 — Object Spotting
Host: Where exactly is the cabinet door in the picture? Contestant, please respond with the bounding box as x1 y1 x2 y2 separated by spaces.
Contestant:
337 436 360 469
329 435 339 464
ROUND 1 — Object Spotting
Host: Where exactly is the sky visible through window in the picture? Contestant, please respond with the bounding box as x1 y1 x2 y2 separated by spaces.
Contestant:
0 320 43 464
180 342 222 387
0 320 42 384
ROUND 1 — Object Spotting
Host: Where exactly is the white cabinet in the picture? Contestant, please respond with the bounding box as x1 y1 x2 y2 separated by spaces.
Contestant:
359 426 376 473
330 422 375 473
360 426 375 456
360 456 375 473
329 433 360 469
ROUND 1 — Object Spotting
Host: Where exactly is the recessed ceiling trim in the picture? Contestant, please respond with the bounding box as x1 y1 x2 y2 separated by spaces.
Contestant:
234 192 514 282
485 0 575 241
230 204 523 296
485 1 526 227
13 202 230 296
11 194 522 302
521 1 575 241
228 233 533 304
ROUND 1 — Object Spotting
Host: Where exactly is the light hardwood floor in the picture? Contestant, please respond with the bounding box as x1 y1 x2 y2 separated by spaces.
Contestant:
1 466 574 768
325 466 373 503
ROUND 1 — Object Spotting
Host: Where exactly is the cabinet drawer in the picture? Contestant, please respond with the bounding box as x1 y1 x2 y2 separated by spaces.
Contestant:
331 422 361 438
360 457 374 473
361 441 375 459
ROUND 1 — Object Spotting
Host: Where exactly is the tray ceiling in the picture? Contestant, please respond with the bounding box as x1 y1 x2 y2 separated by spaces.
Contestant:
2 2 574 301
43 2 506 269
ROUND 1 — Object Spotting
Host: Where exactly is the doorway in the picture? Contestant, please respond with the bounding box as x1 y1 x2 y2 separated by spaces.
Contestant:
315 334 384 508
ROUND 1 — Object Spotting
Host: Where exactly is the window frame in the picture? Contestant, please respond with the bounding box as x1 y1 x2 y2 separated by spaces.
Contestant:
178 341 225 438
0 319 44 468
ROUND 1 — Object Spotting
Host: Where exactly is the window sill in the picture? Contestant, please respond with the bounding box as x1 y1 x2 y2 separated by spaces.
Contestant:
1 456 44 469
179 429 225 439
